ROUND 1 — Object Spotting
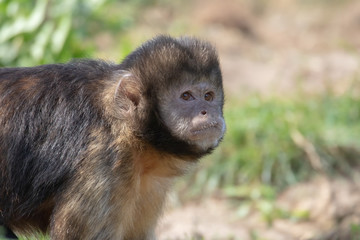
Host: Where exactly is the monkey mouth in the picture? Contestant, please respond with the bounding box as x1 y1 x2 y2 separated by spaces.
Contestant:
191 121 219 135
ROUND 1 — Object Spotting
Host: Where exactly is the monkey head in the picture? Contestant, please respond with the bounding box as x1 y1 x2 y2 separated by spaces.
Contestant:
114 35 226 159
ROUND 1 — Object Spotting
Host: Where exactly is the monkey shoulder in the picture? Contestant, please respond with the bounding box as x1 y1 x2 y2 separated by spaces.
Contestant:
0 59 118 84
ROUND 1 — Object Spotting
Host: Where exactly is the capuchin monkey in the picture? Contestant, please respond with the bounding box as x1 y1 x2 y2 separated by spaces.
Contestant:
0 35 225 239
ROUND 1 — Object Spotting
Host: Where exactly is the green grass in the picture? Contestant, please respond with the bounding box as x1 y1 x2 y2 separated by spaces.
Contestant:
183 93 360 194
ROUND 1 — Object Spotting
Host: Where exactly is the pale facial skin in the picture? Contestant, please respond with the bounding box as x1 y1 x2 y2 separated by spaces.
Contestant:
159 80 226 153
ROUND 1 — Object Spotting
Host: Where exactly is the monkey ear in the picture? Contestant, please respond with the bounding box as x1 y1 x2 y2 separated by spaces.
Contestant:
114 71 141 108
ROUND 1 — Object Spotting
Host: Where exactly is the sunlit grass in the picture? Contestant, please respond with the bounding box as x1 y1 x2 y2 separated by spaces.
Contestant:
182 93 360 195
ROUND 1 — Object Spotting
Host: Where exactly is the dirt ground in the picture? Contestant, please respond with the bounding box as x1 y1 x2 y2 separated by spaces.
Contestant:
130 0 360 239
131 0 360 97
157 176 360 240
199 0 360 97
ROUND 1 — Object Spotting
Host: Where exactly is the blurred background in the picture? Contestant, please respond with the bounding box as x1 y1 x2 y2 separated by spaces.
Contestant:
1 0 360 239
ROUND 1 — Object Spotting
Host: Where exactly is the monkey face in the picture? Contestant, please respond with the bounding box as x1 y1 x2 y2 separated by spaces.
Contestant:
159 76 226 153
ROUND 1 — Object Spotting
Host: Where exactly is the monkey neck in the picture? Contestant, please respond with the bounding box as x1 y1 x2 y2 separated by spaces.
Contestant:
131 144 195 178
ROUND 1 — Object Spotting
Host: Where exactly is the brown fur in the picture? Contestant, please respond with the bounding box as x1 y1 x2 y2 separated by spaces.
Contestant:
0 35 224 239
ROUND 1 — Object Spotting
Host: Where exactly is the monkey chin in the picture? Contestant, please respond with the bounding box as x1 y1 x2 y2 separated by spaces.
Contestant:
192 138 222 153
187 123 225 153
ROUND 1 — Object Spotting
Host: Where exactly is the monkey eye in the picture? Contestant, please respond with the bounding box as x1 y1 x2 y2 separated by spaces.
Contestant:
204 92 214 101
180 91 194 101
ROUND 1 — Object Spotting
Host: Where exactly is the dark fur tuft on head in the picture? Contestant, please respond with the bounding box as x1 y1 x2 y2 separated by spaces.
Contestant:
120 35 221 89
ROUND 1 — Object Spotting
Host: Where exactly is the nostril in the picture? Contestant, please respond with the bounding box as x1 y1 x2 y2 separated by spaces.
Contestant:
201 110 207 115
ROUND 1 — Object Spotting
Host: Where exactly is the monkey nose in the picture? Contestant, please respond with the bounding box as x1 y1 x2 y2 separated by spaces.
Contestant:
201 110 207 115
